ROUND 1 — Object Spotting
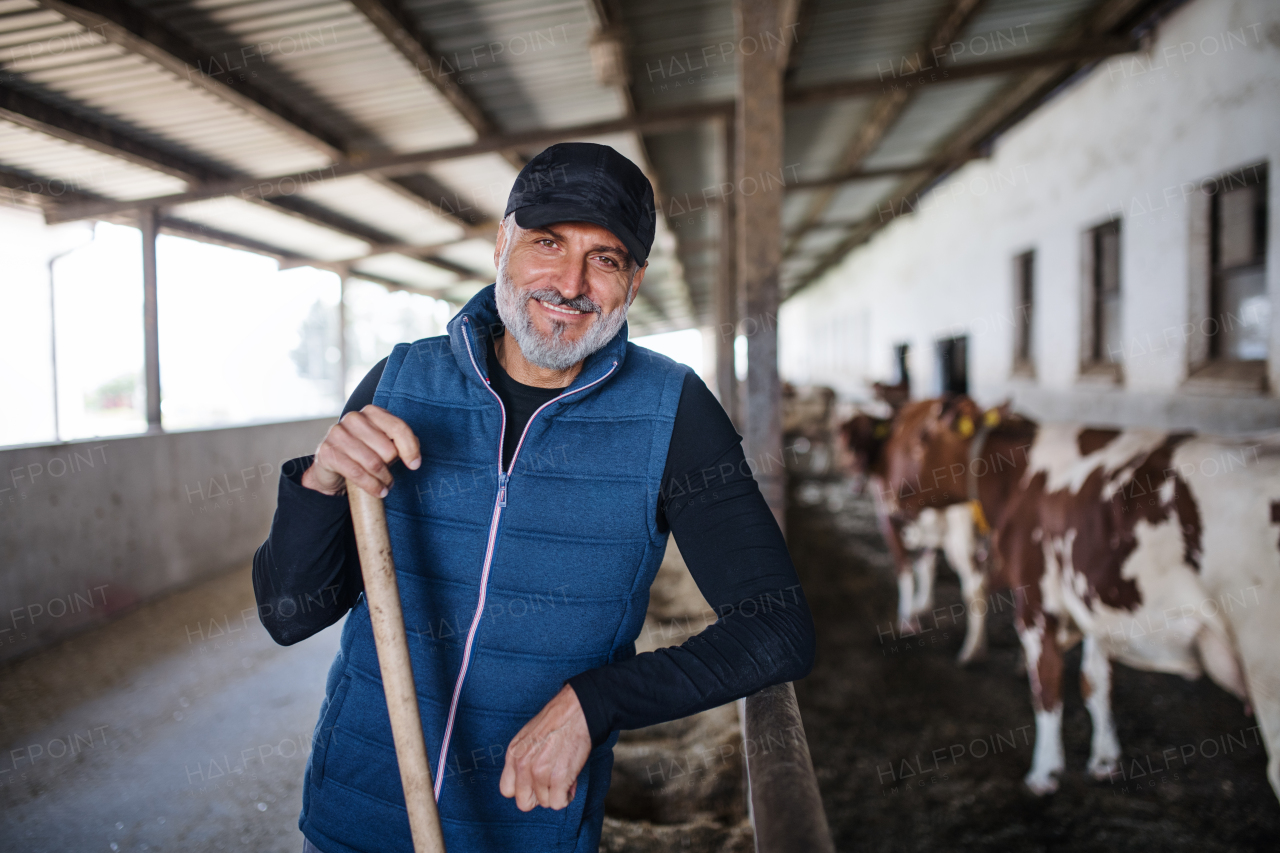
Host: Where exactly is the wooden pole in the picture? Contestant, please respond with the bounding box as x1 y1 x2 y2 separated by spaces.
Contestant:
346 483 447 853
738 683 836 853
735 0 786 530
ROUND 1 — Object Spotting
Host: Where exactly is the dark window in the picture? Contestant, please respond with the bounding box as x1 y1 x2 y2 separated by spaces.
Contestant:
936 336 968 395
893 343 910 386
1013 250 1034 371
1090 220 1122 364
1210 164 1268 361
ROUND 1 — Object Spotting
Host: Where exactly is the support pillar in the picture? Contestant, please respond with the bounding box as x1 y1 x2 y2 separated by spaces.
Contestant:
338 273 350 407
715 115 739 427
735 0 786 529
140 207 162 432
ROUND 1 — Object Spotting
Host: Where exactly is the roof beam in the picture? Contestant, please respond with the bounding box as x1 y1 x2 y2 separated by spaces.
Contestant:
0 161 486 300
347 269 455 299
281 229 496 267
1 164 100 207
0 82 213 183
784 160 946 191
158 217 315 265
0 163 330 263
45 102 730 222
784 39 1137 105
781 0 988 258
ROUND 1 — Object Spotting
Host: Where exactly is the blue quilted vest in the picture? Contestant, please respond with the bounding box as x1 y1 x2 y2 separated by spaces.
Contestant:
299 285 688 853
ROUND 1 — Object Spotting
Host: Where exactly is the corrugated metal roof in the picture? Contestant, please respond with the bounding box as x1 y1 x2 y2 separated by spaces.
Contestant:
135 0 479 153
623 0 736 111
171 195 370 257
958 0 1098 59
296 173 465 243
410 0 624 131
789 0 951 88
861 75 1011 170
2 0 1165 329
817 176 900 223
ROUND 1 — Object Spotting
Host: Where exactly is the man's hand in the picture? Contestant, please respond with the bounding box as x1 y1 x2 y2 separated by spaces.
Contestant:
301 405 421 497
500 684 592 812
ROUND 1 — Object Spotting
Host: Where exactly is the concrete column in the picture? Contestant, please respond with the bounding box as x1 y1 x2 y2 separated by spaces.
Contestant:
338 273 349 407
735 0 786 528
48 254 61 442
140 207 162 432
715 115 740 427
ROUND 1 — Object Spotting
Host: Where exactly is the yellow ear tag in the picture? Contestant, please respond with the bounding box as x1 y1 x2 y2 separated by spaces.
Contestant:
957 416 974 437
970 500 991 536
983 409 1001 427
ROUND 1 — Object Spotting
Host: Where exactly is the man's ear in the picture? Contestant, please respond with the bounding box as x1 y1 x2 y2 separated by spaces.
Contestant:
494 220 509 269
628 261 648 306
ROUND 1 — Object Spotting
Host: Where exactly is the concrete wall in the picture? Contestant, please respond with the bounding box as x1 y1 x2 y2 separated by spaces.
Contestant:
0 418 332 662
779 0 1280 433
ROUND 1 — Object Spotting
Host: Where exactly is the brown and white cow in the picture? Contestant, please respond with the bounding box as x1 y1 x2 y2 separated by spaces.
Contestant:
865 398 1276 799
841 409 989 664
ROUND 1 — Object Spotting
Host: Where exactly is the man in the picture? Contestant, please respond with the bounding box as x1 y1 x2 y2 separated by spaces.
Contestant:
254 142 814 853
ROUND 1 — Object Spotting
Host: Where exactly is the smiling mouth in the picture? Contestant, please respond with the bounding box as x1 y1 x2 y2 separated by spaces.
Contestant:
537 299 589 317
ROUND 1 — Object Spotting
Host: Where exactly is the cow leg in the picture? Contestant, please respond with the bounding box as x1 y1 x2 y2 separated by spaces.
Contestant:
873 494 920 636
1080 634 1121 780
911 548 936 617
1020 618 1065 795
897 567 919 635
942 508 986 664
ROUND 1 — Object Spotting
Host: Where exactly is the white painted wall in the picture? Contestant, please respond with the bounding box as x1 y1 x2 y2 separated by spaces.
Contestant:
780 0 1280 433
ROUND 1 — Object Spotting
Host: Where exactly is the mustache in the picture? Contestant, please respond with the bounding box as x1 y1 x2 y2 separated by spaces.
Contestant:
525 288 602 315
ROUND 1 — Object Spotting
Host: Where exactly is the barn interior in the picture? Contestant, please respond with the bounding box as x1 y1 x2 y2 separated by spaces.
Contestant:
2 0 1278 850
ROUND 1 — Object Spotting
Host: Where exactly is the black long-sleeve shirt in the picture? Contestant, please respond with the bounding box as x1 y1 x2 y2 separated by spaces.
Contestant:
252 336 814 746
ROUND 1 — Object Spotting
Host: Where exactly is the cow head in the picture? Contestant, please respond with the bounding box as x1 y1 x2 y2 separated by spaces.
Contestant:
880 396 985 516
839 412 893 492
872 380 910 413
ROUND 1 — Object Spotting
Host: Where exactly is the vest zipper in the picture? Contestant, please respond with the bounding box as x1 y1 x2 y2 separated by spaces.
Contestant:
432 317 617 801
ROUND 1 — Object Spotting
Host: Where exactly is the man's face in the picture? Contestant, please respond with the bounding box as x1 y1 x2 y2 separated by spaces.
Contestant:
493 219 647 371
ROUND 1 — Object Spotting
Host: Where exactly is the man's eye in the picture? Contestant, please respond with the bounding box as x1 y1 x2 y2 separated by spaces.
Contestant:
596 256 617 267
539 239 557 248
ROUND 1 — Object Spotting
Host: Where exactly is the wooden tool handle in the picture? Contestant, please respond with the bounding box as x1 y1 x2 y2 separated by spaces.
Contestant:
347 482 447 853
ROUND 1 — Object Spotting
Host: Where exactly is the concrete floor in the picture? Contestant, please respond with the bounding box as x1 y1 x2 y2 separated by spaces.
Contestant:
0 545 752 853
0 565 342 853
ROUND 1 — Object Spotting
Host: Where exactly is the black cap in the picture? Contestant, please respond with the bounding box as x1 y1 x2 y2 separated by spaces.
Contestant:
504 142 656 265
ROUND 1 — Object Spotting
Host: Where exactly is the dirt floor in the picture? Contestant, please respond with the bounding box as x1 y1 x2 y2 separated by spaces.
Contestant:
788 478 1280 853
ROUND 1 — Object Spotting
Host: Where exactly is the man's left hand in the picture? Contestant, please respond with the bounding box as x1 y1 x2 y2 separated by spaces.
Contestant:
500 683 592 812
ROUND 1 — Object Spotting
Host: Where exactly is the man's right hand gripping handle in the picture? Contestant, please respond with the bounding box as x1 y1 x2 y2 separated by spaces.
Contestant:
301 404 422 498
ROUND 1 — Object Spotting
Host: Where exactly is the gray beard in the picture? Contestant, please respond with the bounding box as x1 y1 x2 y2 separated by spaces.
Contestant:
494 267 630 373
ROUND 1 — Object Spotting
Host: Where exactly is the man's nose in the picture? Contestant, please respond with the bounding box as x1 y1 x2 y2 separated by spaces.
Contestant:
553 259 590 300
